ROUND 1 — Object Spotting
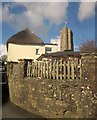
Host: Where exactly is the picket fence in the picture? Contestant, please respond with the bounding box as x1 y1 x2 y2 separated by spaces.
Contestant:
27 59 82 80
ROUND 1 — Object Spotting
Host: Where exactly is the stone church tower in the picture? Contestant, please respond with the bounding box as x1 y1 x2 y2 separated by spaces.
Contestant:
60 26 74 51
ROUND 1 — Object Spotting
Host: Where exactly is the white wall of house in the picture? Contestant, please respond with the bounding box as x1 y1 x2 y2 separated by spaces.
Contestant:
7 43 58 62
44 44 58 53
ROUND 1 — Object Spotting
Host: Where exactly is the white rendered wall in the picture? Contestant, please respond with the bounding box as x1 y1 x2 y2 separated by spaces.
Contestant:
7 43 58 62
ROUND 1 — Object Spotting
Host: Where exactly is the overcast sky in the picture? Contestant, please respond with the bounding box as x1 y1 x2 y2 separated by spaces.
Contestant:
0 1 95 53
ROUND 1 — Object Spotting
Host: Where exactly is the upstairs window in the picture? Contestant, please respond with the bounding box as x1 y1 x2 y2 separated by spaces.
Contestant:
45 47 52 53
36 49 40 55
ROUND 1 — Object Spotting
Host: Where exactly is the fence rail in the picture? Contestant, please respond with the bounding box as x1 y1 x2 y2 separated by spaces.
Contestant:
27 59 82 80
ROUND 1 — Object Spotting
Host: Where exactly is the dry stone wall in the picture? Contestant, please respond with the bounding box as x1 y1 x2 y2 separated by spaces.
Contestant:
7 53 97 118
8 77 97 118
81 53 97 81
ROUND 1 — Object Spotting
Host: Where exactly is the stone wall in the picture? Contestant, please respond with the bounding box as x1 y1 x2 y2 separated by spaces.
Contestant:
7 53 97 118
81 53 97 81
8 77 97 118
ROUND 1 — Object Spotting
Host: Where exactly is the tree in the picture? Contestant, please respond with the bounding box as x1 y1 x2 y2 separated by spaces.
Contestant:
0 55 7 61
80 40 97 53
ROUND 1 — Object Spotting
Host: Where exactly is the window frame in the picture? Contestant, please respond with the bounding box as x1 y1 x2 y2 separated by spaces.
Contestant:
36 49 40 55
45 47 52 53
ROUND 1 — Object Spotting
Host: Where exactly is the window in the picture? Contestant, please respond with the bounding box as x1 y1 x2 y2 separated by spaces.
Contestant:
36 49 40 55
45 47 52 53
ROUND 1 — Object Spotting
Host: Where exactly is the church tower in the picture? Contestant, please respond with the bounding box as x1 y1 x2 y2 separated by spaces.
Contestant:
60 26 74 51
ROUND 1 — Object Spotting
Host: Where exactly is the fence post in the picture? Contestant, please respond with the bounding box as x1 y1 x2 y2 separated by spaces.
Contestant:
67 61 70 80
30 61 33 77
40 62 43 78
27 61 31 77
32 62 35 77
56 61 59 79
64 61 66 79
71 61 74 80
38 62 40 77
60 59 63 80
43 61 46 78
46 60 49 79
49 60 52 79
35 61 38 77
53 61 56 79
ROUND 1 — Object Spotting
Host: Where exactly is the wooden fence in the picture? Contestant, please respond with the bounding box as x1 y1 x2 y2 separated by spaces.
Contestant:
27 59 82 80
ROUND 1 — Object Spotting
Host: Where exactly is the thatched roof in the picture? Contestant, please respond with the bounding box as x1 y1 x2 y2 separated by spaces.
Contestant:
6 28 44 49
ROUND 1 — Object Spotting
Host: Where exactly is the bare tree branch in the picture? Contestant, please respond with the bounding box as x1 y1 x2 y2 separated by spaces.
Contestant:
80 40 97 53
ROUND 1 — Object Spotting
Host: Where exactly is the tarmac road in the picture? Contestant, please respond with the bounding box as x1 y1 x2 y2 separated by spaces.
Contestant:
2 100 42 119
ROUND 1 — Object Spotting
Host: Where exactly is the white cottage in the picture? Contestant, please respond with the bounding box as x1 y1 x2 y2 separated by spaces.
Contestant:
6 28 58 62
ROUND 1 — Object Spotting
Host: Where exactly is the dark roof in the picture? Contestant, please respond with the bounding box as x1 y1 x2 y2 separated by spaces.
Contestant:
44 43 58 46
37 50 81 60
6 28 44 48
